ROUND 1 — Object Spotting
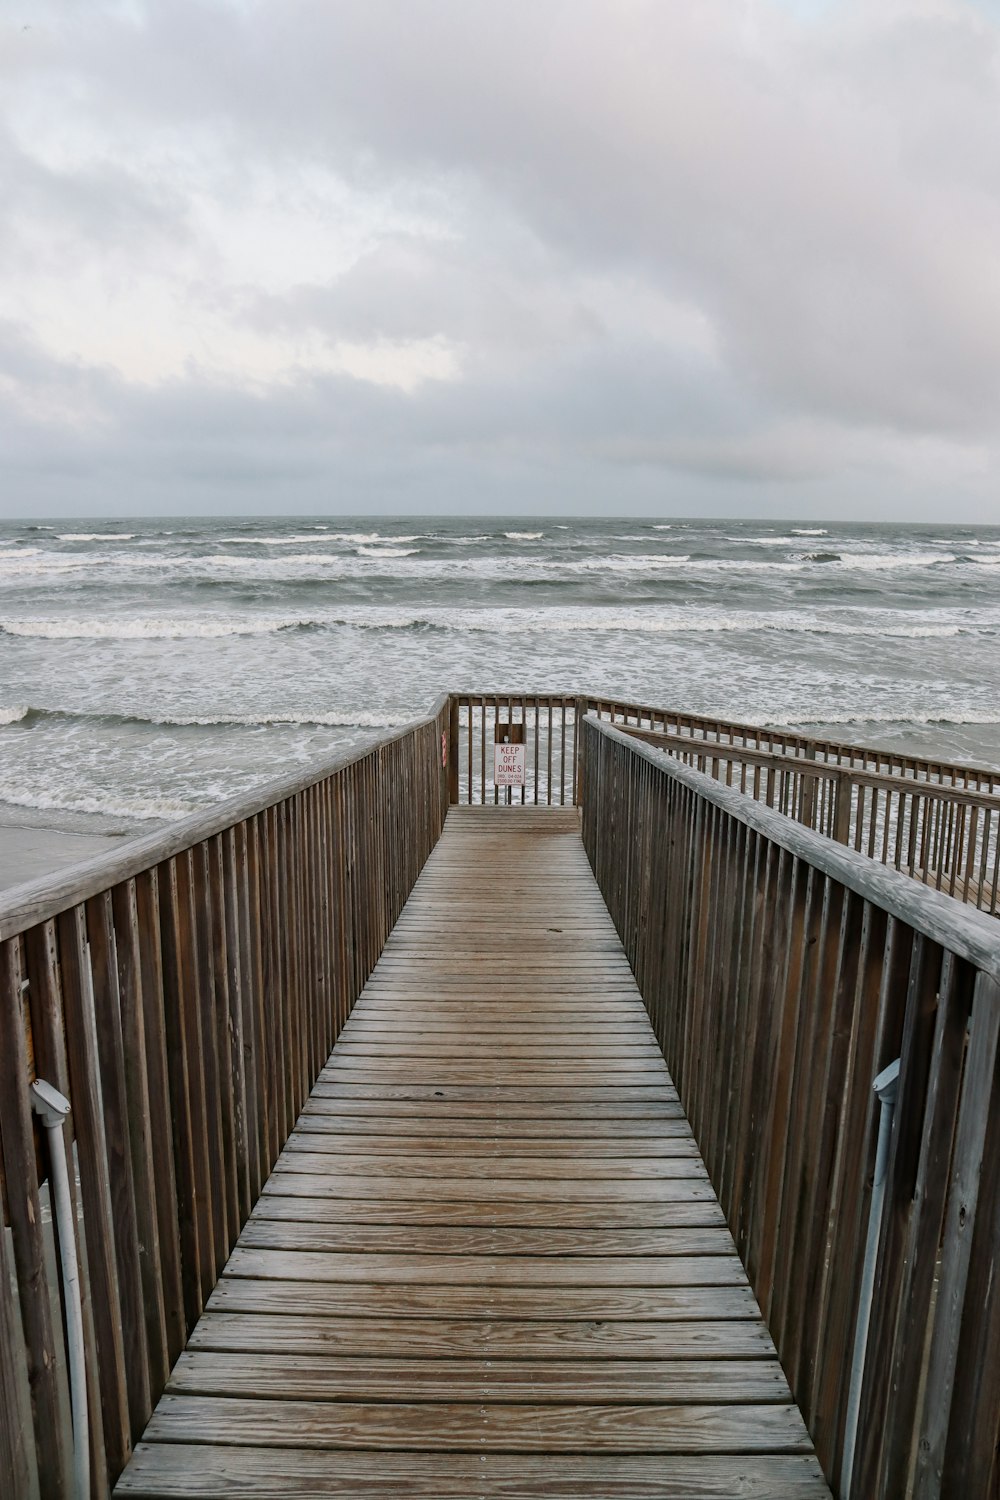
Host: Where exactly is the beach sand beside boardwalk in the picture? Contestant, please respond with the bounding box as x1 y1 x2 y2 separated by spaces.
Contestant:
0 808 133 892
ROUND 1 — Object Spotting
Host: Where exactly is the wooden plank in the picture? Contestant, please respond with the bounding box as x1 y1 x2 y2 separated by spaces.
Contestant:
167 1351 792 1402
264 1169 717 1203
207 1277 761 1321
0 939 69 1496
223 1248 747 1287
143 1394 815 1452
114 1444 833 1497
256 1192 727 1229
57 905 134 1482
289 1127 697 1152
187 1310 779 1359
276 1145 706 1178
237 1222 733 1256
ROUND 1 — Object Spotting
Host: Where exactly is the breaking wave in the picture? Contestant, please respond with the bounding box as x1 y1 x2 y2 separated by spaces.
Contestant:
0 705 412 732
57 532 135 542
2 605 996 642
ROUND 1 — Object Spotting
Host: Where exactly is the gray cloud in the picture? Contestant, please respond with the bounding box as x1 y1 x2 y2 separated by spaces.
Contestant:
1 1 998 519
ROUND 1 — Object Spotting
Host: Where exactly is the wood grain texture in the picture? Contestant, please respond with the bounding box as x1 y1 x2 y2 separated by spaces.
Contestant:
116 807 829 1498
116 1444 832 1498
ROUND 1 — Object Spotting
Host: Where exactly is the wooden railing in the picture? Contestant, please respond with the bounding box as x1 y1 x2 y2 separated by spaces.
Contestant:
621 728 1000 916
581 714 1000 1499
450 694 1000 913
0 699 450 1499
585 698 1000 792
447 693 584 806
450 693 1000 799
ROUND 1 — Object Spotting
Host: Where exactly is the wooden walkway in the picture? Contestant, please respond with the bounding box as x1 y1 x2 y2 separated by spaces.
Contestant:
116 807 831 1498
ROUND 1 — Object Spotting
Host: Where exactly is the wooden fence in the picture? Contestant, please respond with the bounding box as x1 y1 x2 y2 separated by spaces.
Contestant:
450 694 1000 914
584 699 1000 792
621 728 1000 916
580 714 1000 1498
0 699 450 1498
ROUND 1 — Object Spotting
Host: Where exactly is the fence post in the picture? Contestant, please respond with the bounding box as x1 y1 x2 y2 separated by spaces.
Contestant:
448 696 460 805
833 773 854 844
799 746 818 829
573 699 587 806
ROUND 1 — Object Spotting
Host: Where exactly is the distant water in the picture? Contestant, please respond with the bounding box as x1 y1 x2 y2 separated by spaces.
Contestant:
1 516 999 831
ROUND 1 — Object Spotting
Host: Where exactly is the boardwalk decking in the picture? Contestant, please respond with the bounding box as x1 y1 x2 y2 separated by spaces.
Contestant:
116 807 831 1498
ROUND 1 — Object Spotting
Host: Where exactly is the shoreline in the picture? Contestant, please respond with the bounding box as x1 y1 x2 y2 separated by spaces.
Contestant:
1 710 996 895
0 806 148 893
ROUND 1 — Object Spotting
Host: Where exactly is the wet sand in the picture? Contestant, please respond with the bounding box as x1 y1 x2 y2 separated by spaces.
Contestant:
0 812 131 893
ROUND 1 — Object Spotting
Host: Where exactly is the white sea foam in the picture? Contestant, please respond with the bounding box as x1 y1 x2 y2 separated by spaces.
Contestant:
0 615 313 640
842 551 954 570
0 782 193 821
356 545 420 558
504 531 543 541
216 534 342 545
0 555 92 575
791 528 829 536
57 532 135 541
772 711 1000 727
139 709 411 729
0 706 29 725
2 605 993 642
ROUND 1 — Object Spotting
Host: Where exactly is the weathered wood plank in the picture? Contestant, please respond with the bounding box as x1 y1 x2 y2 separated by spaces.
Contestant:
186 1310 779 1359
206 1278 762 1321
115 1445 832 1497
223 1247 747 1287
144 1394 815 1452
237 1221 733 1256
167 1351 792 1402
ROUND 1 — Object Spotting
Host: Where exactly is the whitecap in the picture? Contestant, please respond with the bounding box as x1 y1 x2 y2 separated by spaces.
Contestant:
0 782 193 821
57 532 135 541
0 615 313 640
144 709 412 730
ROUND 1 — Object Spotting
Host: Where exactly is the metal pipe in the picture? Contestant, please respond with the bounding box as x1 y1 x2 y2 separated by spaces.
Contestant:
30 1079 89 1500
840 1056 901 1498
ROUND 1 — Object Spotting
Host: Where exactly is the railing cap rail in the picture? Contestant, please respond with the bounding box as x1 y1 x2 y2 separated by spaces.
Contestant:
585 714 1000 983
620 726 1000 806
0 695 450 944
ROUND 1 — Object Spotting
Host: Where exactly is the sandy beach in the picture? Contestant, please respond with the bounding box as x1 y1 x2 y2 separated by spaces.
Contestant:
0 808 133 893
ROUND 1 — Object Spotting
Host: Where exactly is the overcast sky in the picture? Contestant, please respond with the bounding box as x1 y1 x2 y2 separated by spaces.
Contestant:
1 0 999 520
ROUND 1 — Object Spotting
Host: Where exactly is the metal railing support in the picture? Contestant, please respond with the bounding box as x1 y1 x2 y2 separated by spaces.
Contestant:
840 1056 901 1499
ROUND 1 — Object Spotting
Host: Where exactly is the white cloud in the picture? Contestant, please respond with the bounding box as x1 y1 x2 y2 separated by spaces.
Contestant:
0 0 999 517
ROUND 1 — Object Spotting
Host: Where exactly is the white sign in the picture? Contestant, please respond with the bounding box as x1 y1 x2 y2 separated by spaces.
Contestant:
494 742 526 787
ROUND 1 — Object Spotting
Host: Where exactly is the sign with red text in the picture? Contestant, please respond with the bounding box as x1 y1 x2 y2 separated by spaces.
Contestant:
494 742 526 787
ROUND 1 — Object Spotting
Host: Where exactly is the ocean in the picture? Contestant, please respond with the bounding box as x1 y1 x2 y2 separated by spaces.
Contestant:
1 515 999 833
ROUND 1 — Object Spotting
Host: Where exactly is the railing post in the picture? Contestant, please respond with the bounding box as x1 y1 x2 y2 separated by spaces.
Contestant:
833 772 854 845
448 696 460 805
799 745 818 829
573 698 586 806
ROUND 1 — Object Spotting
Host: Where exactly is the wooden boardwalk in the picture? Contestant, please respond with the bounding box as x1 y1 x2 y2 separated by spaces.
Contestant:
116 807 831 1498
